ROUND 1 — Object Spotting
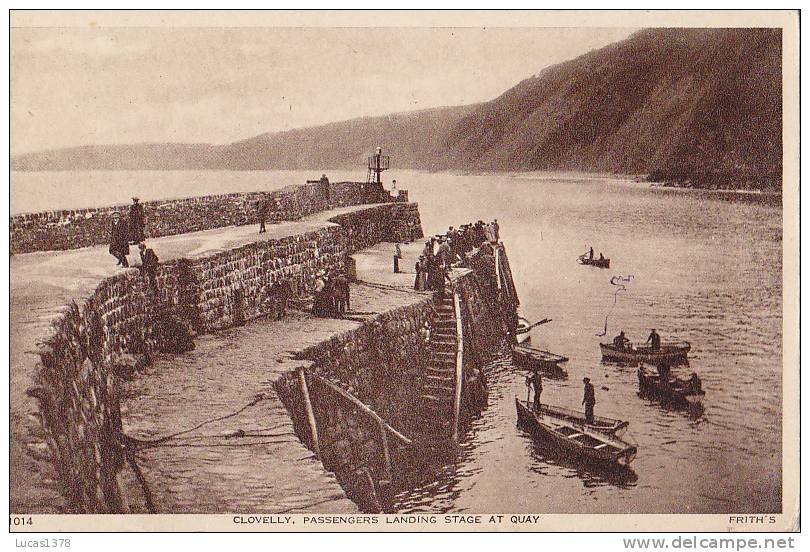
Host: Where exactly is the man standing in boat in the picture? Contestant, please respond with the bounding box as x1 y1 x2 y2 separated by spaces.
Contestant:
582 377 596 423
646 328 661 351
526 370 543 412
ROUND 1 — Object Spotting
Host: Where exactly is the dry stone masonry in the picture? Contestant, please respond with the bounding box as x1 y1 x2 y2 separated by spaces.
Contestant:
25 194 423 513
10 180 406 254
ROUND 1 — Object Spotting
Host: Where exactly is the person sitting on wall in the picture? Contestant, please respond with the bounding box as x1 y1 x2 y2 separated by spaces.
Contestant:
109 212 130 267
129 197 146 244
138 242 160 293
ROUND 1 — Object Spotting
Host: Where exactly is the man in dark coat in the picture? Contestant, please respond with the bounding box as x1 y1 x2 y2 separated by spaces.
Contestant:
582 377 596 423
333 271 349 317
646 328 661 351
257 197 268 234
109 212 130 267
138 242 160 292
129 197 145 244
527 370 543 412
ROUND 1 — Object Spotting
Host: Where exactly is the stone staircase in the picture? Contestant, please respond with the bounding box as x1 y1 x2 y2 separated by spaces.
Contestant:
418 292 460 443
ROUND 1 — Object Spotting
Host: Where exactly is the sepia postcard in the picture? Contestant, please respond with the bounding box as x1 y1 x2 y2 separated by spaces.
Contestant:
7 9 800 535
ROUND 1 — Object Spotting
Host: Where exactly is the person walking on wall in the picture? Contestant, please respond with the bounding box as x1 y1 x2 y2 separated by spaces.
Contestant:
257 197 268 234
129 197 146 244
138 242 160 293
582 377 596 424
109 212 130 267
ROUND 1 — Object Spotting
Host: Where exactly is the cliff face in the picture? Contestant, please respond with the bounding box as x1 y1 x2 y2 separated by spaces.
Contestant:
12 29 782 188
442 28 782 188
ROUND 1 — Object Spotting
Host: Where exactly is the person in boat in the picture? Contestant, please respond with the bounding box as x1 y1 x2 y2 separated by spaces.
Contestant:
526 370 543 412
613 330 630 351
688 372 703 393
657 362 671 381
589 246 594 260
646 328 661 351
582 377 596 423
599 253 605 261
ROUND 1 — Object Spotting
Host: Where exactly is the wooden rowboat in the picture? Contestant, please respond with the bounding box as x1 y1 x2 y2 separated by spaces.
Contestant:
516 317 532 344
516 399 637 468
536 402 629 435
637 365 705 409
513 344 568 379
600 341 690 364
578 255 610 268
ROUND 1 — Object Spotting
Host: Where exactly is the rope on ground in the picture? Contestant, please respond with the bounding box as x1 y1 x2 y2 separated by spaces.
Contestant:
123 446 156 513
124 393 268 450
354 279 424 293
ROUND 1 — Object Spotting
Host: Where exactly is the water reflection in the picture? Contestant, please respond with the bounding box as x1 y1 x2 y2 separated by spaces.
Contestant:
521 430 639 489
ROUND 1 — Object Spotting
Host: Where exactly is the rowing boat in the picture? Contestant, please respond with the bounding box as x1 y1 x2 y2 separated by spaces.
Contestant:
578 255 610 268
513 344 568 379
600 341 690 364
515 399 637 468
637 365 705 408
516 317 532 344
535 403 629 435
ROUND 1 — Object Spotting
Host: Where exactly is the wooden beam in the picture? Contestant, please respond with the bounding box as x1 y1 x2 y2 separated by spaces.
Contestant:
452 289 464 443
311 375 413 446
298 367 321 460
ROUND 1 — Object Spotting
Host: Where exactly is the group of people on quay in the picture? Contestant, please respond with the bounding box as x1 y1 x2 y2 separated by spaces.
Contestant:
410 220 501 295
108 197 160 292
312 269 351 318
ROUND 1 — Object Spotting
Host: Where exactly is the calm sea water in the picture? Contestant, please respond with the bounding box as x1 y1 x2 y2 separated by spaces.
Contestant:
12 170 783 513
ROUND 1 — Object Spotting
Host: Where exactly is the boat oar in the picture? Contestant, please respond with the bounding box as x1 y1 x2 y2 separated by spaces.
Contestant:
522 318 552 332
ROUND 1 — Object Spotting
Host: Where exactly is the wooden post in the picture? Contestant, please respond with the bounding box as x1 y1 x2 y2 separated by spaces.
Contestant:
298 367 321 460
378 418 393 482
312 375 412 446
494 247 502 290
452 289 464 443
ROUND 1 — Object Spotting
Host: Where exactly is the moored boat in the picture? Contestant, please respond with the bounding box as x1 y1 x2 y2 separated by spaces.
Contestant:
637 365 705 409
515 399 637 468
600 341 690 364
513 344 568 379
516 317 532 344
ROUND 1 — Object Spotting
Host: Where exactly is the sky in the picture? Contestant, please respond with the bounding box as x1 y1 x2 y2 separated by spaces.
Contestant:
11 26 636 155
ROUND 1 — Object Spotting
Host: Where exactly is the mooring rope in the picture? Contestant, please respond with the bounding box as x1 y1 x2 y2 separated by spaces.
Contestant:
125 393 268 450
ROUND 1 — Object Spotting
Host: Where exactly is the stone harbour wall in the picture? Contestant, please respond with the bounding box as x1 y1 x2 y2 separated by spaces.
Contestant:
10 181 405 254
25 201 422 513
274 242 520 512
